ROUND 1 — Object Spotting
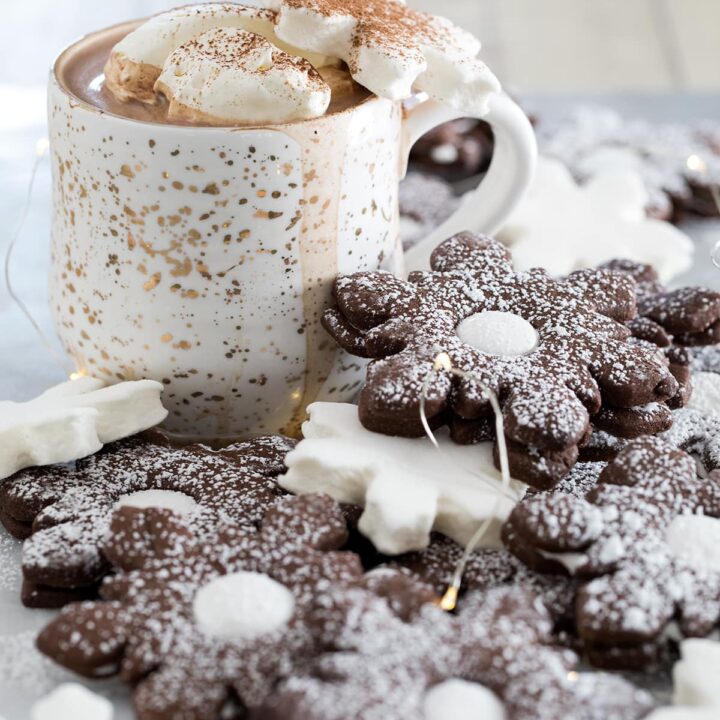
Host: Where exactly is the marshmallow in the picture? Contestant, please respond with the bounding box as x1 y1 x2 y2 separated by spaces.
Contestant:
107 2 500 118
193 571 295 639
156 28 331 125
673 638 720 707
281 403 526 555
498 157 694 281
117 489 198 515
273 0 500 115
424 679 506 720
0 377 168 481
105 3 333 104
30 683 113 720
456 311 539 357
666 515 720 573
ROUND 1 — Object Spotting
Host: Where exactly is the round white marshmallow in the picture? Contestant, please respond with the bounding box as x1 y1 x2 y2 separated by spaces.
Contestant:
116 489 198 515
424 679 506 720
456 311 539 357
193 571 295 640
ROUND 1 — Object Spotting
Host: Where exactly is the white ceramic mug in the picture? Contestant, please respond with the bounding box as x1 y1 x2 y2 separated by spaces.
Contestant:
48 21 536 441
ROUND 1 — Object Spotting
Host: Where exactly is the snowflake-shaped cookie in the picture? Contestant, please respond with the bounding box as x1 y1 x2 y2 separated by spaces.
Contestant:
505 437 720 669
323 232 678 489
582 374 720 473
259 581 654 720
0 433 294 607
601 259 720 348
496 158 694 281
37 493 362 716
387 530 580 630
0 377 167 481
281 402 527 555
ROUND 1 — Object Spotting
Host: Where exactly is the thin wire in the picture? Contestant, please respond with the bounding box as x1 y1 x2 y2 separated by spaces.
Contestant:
3 139 72 375
420 352 513 611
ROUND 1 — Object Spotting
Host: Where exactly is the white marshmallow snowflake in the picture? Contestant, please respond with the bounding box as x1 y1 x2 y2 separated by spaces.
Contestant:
0 377 168 480
643 639 720 720
497 157 694 282
281 402 527 555
31 684 113 720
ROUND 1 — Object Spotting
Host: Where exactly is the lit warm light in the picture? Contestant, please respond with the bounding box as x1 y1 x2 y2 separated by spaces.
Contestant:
291 389 302 402
686 154 707 173
437 585 458 612
69 372 85 381
36 138 50 157
567 671 579 682
433 352 452 372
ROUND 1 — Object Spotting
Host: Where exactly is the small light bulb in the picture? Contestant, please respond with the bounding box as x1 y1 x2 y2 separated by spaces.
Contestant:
69 371 85 381
36 138 50 157
567 671 579 683
437 585 458 612
434 352 452 372
687 154 707 173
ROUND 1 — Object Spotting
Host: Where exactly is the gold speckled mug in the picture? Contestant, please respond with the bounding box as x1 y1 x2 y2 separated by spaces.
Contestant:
48 20 536 440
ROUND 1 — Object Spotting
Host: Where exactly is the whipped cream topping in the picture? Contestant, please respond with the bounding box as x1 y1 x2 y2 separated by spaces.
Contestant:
105 1 500 122
272 0 500 115
156 28 331 124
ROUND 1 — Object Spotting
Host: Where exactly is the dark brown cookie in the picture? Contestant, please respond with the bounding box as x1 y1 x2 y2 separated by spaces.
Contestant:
256 582 653 720
601 259 720 349
37 493 363 717
0 433 295 607
409 118 494 181
323 232 678 489
504 437 720 670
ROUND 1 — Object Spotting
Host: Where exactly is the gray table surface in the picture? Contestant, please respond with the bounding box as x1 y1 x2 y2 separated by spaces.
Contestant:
0 93 718 719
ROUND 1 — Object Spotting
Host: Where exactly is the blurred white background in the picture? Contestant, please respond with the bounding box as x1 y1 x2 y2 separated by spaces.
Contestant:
2 0 720 99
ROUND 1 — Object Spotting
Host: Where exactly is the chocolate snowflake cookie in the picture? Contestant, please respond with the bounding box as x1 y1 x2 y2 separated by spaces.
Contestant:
323 232 678 488
0 432 294 607
37 493 363 717
505 437 720 669
258 582 654 720
601 259 720 348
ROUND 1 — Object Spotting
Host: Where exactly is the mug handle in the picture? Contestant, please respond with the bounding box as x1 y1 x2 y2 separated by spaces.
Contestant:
401 92 537 273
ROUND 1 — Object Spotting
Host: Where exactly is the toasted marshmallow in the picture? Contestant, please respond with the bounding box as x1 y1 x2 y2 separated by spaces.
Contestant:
155 28 331 125
272 0 501 116
105 3 333 105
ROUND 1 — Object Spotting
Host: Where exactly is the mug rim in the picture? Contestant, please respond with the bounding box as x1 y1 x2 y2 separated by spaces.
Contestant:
51 16 382 132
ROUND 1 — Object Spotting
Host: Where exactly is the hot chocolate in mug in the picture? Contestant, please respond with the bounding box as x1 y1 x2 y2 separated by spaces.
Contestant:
48 18 536 440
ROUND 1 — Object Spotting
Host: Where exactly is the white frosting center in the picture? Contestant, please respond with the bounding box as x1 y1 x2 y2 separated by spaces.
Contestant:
456 311 538 357
666 515 720 572
117 489 198 515
424 679 506 720
193 571 295 640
